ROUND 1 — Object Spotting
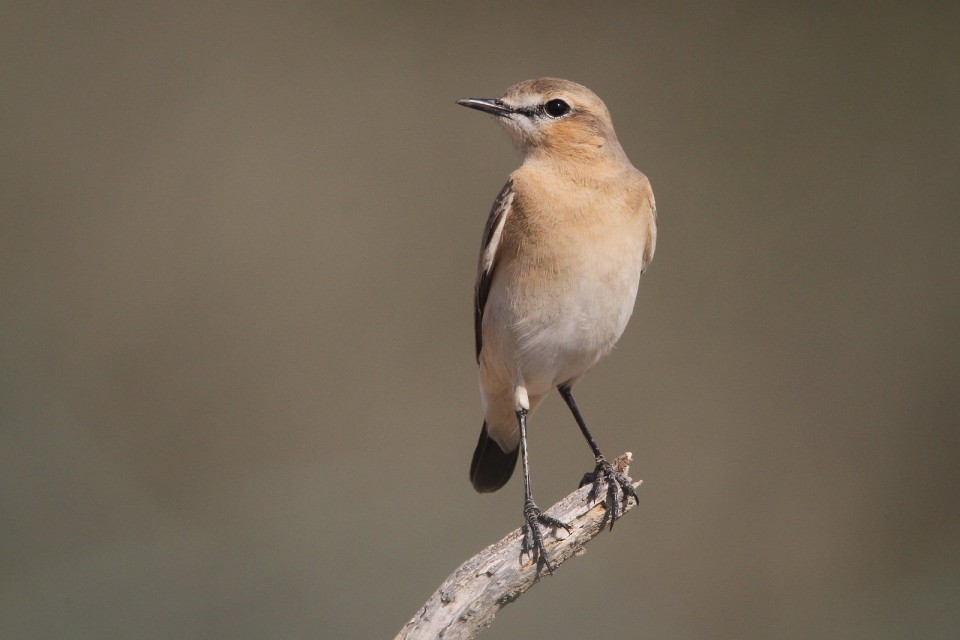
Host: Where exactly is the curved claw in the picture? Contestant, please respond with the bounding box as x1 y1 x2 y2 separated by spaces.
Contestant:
520 498 569 574
582 457 638 530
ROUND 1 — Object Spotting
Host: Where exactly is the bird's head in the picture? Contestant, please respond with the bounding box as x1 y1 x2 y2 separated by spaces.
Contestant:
457 78 625 163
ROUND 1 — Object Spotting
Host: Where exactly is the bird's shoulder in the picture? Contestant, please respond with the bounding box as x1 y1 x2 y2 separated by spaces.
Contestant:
473 179 514 361
626 169 657 272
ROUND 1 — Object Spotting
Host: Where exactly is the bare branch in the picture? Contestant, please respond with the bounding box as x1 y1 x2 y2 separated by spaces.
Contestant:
395 453 640 640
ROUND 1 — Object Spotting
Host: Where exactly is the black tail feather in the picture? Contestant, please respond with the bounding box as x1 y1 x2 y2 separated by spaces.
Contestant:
469 422 518 493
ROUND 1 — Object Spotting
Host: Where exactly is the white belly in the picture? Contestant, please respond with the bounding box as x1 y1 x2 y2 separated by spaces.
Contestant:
514 261 640 392
483 241 643 398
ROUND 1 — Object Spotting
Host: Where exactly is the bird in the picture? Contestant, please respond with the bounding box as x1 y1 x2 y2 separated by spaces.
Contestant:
456 78 657 572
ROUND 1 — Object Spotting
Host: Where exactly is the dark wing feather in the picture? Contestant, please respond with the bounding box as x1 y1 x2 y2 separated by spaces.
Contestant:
474 179 513 362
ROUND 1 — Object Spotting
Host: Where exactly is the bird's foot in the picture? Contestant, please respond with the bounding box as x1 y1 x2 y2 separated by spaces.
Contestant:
579 456 639 530
520 497 570 574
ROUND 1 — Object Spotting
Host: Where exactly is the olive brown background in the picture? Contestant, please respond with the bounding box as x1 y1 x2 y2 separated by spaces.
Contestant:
2 3 958 639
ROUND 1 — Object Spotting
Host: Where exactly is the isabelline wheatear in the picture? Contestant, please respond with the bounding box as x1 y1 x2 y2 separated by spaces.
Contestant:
457 78 657 571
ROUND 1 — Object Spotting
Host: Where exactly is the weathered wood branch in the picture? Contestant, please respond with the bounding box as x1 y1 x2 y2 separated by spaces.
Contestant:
395 452 640 640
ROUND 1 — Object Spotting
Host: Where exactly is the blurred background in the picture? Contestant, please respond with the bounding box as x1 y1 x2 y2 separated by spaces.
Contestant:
2 2 958 639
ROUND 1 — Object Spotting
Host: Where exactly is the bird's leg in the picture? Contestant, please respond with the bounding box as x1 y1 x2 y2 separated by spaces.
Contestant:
516 407 569 574
558 385 639 530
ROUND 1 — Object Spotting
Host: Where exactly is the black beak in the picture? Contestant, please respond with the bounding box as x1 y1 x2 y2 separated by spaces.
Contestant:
456 98 514 117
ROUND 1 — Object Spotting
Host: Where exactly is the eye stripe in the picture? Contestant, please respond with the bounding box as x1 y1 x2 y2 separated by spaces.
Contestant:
512 99 571 119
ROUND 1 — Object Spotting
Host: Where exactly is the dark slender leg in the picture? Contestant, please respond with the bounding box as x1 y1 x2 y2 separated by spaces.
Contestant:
558 384 639 529
517 407 569 574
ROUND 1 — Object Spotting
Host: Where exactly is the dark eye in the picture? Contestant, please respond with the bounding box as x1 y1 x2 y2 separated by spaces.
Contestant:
544 99 570 118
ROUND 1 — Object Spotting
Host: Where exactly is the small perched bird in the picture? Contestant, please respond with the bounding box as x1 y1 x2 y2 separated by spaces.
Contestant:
457 78 657 571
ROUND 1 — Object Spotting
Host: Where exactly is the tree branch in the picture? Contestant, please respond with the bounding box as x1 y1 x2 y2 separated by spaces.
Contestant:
395 452 640 640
